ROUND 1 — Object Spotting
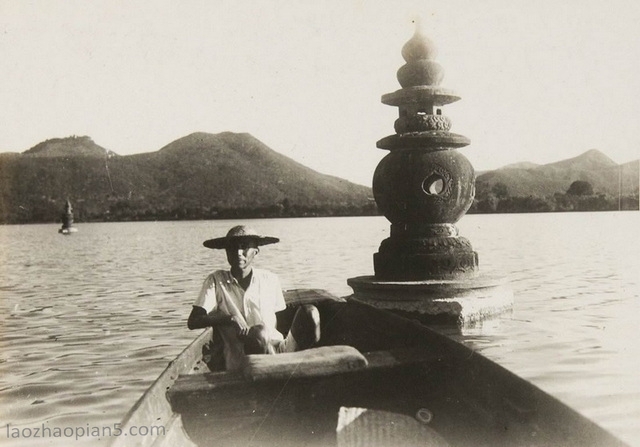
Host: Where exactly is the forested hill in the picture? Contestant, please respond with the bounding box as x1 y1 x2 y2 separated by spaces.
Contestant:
0 133 376 224
471 149 639 213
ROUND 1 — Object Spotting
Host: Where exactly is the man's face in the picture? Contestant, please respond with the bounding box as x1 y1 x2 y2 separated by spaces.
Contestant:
225 239 259 271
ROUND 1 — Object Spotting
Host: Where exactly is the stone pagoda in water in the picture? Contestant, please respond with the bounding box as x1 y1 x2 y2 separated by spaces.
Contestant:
58 199 78 234
348 27 512 326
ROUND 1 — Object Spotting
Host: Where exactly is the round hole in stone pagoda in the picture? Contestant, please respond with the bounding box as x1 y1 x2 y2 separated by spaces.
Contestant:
422 174 445 195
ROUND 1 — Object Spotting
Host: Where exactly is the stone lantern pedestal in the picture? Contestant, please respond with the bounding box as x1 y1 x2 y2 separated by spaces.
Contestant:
348 275 513 327
348 28 512 327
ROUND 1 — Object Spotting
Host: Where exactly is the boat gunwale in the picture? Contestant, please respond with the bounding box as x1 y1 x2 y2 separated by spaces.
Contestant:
108 327 212 447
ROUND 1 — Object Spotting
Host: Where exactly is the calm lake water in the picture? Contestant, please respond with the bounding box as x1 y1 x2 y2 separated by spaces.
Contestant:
1 212 638 446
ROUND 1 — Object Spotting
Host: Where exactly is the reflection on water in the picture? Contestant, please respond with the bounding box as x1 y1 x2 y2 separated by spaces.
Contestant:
0 213 638 446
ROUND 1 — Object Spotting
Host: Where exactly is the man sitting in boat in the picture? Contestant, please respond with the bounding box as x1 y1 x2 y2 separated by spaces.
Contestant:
187 225 321 371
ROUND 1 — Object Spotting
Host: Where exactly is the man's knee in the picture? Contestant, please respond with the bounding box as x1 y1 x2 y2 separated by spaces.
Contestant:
291 304 321 350
244 324 270 354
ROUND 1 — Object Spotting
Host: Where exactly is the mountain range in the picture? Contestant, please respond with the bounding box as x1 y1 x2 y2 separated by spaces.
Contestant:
0 133 637 224
476 149 638 198
0 133 375 224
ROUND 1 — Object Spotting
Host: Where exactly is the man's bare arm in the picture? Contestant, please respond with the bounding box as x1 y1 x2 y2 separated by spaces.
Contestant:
187 306 233 330
187 306 248 335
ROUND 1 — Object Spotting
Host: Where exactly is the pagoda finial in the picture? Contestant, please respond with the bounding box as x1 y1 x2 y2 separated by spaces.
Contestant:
401 21 438 63
397 24 443 88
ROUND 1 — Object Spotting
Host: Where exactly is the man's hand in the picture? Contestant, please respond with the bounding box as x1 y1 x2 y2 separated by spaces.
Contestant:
230 315 249 337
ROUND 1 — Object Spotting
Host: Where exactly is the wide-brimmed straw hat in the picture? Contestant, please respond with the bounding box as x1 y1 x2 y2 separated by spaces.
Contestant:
203 225 280 249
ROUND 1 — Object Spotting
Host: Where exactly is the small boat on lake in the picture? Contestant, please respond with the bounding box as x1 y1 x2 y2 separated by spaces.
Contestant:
111 289 628 447
58 199 78 235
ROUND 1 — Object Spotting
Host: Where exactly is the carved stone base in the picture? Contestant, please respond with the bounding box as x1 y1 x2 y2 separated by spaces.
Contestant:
374 250 478 281
347 274 513 327
374 233 479 280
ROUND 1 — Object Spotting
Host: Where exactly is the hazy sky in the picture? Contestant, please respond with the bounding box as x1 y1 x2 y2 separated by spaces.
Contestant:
1 0 639 186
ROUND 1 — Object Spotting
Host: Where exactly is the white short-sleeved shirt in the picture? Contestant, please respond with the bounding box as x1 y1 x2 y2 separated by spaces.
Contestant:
193 268 286 370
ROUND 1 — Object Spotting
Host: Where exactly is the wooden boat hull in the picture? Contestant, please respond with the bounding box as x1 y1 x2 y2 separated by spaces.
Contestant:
111 290 628 447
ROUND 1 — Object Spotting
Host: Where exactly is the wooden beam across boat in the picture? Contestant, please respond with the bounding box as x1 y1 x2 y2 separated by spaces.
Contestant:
167 346 441 413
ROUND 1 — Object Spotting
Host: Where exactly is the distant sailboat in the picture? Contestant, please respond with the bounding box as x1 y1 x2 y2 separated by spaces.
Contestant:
58 199 78 234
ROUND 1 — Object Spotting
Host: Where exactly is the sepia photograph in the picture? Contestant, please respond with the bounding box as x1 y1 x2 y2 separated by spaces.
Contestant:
1 1 638 446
